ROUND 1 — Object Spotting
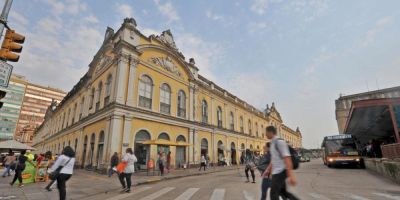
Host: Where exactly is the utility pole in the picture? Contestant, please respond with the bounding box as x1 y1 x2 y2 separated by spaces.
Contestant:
0 0 13 41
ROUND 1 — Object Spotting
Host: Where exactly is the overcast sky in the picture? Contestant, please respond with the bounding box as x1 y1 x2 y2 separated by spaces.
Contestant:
7 0 400 148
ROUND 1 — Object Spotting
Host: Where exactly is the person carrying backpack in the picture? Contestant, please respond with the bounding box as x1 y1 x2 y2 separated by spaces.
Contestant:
257 142 271 200
244 149 256 183
264 126 299 200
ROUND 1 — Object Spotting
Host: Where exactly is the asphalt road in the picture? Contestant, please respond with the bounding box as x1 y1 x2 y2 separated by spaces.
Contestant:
84 159 400 200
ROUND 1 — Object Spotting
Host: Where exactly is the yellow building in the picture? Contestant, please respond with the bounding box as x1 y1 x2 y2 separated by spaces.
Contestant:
32 18 302 171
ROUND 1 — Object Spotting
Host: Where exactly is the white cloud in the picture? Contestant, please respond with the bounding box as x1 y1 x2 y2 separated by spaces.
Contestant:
362 16 392 47
175 33 223 81
286 0 329 22
248 22 268 33
140 27 160 37
250 0 268 15
12 2 103 92
206 10 224 21
116 3 133 18
43 0 86 16
154 0 180 22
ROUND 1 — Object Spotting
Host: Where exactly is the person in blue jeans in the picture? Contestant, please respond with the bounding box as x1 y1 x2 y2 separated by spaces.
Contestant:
108 152 119 177
257 142 271 200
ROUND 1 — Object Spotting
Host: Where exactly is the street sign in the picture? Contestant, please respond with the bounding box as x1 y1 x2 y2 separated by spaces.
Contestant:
0 60 13 87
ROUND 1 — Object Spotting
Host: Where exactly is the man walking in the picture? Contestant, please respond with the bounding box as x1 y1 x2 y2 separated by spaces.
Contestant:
264 126 298 200
109 152 119 177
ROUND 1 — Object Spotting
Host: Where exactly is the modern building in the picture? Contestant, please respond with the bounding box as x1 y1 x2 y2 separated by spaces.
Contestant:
335 86 400 134
15 82 65 145
32 18 302 171
0 75 27 141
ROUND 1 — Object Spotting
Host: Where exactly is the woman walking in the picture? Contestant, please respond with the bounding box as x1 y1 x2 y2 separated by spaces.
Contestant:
49 146 75 200
119 148 137 193
158 152 166 176
2 150 15 177
10 150 33 187
199 154 206 171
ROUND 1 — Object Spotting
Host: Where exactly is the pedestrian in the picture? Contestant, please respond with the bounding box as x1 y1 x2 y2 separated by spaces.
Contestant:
258 143 271 200
158 152 166 176
2 150 16 177
118 148 137 193
109 152 119 177
48 146 75 200
264 126 298 200
206 154 210 168
166 151 171 172
10 150 35 187
199 154 206 171
45 151 58 192
244 149 256 183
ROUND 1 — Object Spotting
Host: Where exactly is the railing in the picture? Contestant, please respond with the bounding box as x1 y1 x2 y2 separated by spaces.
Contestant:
381 143 400 159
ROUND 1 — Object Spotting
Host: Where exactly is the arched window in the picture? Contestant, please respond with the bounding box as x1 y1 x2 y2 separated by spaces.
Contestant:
97 131 105 168
217 106 222 128
158 132 170 141
255 122 258 137
201 138 208 155
240 116 244 133
79 97 84 120
74 138 78 151
138 75 153 109
61 112 65 129
201 100 208 123
66 109 71 127
96 81 102 111
135 130 151 142
261 124 264 138
248 120 252 135
177 90 186 118
160 83 171 114
89 87 95 109
72 103 77 124
105 75 112 105
176 135 186 142
229 112 234 130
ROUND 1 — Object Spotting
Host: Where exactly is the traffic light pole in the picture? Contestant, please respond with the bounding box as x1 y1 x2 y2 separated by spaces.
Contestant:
0 0 13 41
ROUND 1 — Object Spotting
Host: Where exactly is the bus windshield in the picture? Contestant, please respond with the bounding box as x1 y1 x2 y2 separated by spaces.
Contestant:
323 135 359 156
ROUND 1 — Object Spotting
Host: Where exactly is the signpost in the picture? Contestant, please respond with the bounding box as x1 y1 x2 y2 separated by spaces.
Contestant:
0 60 12 87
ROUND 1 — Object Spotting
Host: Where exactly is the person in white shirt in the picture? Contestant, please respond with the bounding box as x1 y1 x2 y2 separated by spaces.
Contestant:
264 126 298 200
49 146 75 200
119 148 137 193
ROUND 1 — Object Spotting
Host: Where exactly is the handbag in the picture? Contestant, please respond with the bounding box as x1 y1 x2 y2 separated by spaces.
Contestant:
48 158 71 180
116 162 127 173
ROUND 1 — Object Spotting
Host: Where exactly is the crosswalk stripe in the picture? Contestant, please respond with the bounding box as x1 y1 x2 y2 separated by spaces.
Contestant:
210 188 225 200
105 186 152 200
349 194 370 200
309 193 331 200
372 193 400 200
243 190 255 200
139 187 175 200
174 188 200 200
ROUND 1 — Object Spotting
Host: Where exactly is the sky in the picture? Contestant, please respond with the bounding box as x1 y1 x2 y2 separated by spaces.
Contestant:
5 0 400 148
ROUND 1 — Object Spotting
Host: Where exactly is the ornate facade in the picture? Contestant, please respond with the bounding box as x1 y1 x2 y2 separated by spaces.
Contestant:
32 18 302 171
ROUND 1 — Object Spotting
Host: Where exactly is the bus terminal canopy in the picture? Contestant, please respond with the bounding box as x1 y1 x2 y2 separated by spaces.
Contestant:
0 140 36 152
344 98 400 144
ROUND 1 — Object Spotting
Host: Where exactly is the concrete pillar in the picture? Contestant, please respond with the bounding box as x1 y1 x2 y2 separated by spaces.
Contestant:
126 59 139 106
150 144 158 168
102 117 112 167
193 129 198 163
122 115 133 153
170 146 176 169
114 54 130 104
108 115 124 156
109 66 118 104
189 84 194 121
188 128 194 164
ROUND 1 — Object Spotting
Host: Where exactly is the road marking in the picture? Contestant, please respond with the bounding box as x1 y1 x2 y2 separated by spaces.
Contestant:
372 193 400 200
309 193 331 200
210 188 225 200
243 190 255 200
348 194 371 200
139 187 175 200
105 186 152 200
174 188 200 200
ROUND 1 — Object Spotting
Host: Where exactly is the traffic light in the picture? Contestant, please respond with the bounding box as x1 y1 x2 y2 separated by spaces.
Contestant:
0 90 6 109
0 29 25 62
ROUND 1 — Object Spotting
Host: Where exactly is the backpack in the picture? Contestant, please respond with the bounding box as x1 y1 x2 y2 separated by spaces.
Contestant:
274 139 300 170
256 153 270 174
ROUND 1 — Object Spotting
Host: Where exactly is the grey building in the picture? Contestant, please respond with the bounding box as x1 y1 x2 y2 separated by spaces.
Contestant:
335 86 400 134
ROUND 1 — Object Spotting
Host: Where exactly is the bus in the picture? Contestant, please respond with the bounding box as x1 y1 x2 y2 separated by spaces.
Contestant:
321 134 363 168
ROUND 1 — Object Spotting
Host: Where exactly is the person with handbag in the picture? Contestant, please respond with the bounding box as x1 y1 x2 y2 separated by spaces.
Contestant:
48 146 75 200
118 148 137 193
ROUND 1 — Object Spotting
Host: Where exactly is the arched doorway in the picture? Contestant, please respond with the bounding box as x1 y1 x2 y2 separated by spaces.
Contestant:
96 131 105 169
217 140 224 166
157 132 170 155
240 143 245 164
201 138 208 157
82 136 88 168
134 130 151 170
231 142 237 165
176 135 186 168
89 133 95 167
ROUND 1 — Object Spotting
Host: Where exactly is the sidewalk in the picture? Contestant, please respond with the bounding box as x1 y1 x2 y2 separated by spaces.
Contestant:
0 165 242 200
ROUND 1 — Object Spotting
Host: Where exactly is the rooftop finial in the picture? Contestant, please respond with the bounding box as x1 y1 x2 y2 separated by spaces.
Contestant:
123 17 137 27
189 58 195 65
